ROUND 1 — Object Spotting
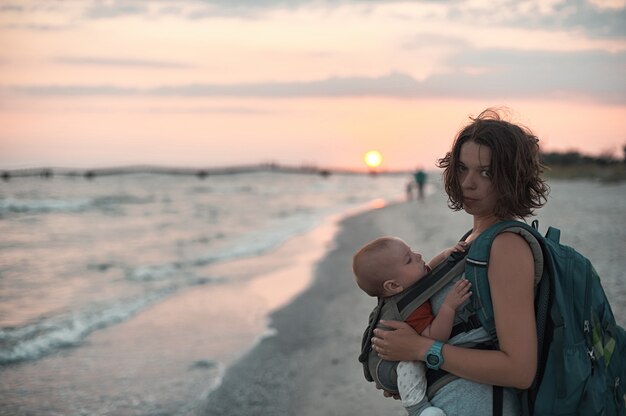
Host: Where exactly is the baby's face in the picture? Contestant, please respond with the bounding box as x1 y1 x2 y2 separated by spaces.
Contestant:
386 239 428 289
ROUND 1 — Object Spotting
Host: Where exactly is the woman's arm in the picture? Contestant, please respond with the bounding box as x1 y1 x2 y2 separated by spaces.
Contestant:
373 232 537 389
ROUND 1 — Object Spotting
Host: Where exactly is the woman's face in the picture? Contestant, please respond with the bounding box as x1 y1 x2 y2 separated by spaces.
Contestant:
457 141 497 218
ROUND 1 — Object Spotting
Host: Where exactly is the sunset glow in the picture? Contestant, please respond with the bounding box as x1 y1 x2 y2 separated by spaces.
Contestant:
0 1 625 171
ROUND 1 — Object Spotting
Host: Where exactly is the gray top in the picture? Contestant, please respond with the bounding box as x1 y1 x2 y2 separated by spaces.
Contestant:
429 276 522 416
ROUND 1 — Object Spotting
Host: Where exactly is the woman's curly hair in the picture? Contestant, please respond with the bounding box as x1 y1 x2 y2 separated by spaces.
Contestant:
437 108 550 219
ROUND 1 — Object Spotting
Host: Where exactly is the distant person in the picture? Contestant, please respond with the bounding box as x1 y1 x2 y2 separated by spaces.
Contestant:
413 169 427 200
353 237 471 416
406 180 415 201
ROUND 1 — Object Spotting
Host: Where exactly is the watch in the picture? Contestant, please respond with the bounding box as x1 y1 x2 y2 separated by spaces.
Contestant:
424 341 445 370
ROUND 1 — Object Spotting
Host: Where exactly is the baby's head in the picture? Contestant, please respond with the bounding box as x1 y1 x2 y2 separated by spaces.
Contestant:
352 236 428 298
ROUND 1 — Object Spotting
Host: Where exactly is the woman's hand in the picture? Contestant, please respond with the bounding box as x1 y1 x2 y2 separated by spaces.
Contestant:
371 320 426 362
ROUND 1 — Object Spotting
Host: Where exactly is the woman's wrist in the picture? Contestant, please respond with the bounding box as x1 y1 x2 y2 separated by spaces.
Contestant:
418 338 438 361
424 340 445 370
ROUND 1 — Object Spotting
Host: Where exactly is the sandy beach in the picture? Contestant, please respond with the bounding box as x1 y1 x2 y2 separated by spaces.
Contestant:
198 179 626 416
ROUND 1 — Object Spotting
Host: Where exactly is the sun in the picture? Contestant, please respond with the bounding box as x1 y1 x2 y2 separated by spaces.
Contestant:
364 150 382 169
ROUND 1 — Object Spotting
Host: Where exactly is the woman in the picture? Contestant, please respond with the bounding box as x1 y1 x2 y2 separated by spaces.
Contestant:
371 108 549 415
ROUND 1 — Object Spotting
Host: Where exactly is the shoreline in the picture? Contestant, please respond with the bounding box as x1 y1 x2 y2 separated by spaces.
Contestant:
197 191 471 416
0 198 390 416
0 207 344 416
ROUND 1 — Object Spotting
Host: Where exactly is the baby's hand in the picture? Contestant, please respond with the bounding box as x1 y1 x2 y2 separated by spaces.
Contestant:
443 279 472 310
451 241 468 253
442 241 468 258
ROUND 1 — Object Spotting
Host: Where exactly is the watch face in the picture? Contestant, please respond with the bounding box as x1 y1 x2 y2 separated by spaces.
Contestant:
427 355 440 366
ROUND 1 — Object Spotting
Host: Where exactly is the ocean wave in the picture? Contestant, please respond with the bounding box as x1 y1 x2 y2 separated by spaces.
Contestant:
0 194 153 216
0 277 214 365
273 206 313 218
0 198 92 214
0 173 410 367
121 213 322 284
92 194 154 207
125 263 184 282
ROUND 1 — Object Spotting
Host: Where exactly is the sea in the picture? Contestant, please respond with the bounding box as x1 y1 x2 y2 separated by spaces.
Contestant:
0 170 412 415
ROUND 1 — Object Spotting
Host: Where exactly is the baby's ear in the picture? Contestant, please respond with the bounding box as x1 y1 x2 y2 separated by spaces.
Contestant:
382 279 403 295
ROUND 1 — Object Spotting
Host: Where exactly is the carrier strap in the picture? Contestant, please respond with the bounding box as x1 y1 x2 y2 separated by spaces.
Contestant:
493 386 503 416
426 371 458 399
396 248 469 321
449 314 482 339
358 297 385 370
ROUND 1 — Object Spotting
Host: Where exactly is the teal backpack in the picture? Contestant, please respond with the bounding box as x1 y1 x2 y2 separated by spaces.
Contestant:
466 220 626 415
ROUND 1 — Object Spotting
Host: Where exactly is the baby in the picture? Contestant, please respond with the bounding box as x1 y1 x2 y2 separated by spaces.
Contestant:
353 237 471 416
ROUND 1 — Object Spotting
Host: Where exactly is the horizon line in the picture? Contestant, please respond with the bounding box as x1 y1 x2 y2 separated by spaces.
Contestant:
0 162 414 179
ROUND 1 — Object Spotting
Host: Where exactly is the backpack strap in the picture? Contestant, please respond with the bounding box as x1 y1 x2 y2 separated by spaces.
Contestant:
519 222 553 415
465 220 549 416
467 220 544 284
465 220 545 339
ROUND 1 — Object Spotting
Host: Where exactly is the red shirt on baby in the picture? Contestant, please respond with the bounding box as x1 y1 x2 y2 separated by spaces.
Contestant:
405 264 435 333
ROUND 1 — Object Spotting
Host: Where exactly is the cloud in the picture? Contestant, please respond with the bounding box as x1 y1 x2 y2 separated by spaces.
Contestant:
185 0 626 40
79 0 337 20
144 105 274 114
438 48 626 103
440 0 626 39
8 48 626 104
561 1 626 38
2 0 624 40
521 0 626 39
402 33 469 50
83 2 148 19
0 4 24 12
148 72 421 97
0 23 72 31
52 57 194 69
6 73 415 98
9 85 140 96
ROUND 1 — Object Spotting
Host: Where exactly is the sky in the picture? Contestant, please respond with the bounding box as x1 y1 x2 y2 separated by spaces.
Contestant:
1 0 625 171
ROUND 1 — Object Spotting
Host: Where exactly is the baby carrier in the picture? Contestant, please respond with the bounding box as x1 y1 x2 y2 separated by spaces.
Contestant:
358 242 475 394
